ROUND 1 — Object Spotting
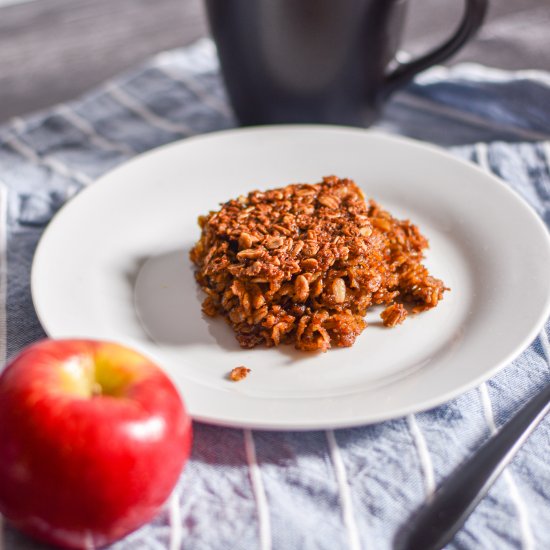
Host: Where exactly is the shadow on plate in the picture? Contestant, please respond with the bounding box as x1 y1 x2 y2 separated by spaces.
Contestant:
130 248 336 363
132 247 242 351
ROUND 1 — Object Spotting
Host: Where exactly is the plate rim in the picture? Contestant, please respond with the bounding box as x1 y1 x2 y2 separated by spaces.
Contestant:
31 125 550 430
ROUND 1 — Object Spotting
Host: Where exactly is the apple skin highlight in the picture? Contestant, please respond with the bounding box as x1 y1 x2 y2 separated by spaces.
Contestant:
0 339 193 549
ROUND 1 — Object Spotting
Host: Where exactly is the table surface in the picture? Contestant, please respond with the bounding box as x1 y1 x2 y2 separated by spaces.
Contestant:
0 0 549 124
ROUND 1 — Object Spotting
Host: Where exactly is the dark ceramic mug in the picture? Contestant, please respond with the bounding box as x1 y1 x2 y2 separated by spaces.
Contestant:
205 0 488 127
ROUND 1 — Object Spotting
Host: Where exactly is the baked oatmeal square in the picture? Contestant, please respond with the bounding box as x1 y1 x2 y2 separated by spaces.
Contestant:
190 176 447 351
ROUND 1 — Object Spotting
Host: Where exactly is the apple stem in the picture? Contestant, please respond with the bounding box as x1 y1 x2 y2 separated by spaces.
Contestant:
91 382 102 397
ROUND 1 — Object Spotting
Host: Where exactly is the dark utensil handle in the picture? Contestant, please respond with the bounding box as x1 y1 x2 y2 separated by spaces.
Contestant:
396 383 550 550
384 0 488 95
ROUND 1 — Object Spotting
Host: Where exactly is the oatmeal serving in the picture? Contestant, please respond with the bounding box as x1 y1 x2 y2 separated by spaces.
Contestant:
190 176 447 352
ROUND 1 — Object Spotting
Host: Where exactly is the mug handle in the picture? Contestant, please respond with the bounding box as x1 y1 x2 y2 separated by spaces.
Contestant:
383 0 489 95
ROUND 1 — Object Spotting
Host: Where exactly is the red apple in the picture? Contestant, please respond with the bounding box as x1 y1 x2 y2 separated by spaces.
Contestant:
0 339 192 549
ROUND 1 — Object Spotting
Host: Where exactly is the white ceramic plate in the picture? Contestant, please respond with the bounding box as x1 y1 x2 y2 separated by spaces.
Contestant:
31 126 550 430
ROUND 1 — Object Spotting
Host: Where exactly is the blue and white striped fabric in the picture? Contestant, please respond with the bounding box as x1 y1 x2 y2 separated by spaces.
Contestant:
1 39 549 549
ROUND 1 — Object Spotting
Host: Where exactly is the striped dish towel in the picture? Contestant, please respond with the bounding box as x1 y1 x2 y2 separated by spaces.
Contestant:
0 39 549 550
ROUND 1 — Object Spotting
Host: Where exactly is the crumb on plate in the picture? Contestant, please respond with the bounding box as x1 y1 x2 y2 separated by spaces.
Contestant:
230 366 251 381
